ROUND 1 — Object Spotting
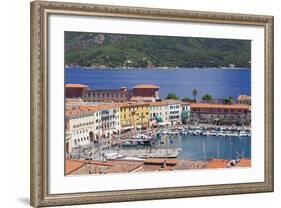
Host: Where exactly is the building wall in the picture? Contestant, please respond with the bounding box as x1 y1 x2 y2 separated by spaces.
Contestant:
238 99 251 105
120 104 150 129
66 88 85 98
100 107 121 137
66 112 97 148
181 104 190 124
168 103 182 124
189 106 251 125
133 88 159 99
149 105 169 123
66 106 121 149
82 89 133 102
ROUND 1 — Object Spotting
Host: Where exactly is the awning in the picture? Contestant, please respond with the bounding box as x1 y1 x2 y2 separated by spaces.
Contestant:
122 126 134 130
158 121 171 126
155 115 163 122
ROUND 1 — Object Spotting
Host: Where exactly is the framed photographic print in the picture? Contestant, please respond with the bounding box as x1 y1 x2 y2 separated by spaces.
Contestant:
30 1 274 207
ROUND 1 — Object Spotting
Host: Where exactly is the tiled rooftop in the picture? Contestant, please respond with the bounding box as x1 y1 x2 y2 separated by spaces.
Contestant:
190 103 250 110
133 84 160 89
65 83 89 88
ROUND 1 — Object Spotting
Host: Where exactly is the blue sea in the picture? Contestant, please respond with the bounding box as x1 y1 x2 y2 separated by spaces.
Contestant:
65 67 251 99
121 135 251 160
175 135 251 160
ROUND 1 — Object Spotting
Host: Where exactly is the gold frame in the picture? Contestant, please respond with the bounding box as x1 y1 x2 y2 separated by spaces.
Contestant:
30 1 274 207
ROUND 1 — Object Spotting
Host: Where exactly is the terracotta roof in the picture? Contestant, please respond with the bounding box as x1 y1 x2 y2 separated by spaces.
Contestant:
66 160 143 175
65 83 89 88
206 158 251 169
144 158 179 165
65 103 121 117
130 96 155 101
133 84 160 89
190 103 250 110
120 101 149 108
65 160 86 175
237 95 251 100
161 99 182 105
206 159 229 169
65 107 92 117
80 103 121 112
236 158 251 167
174 160 207 170
149 101 167 106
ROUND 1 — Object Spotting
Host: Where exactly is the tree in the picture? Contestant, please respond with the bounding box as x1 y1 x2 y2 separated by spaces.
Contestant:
166 93 179 100
192 89 198 100
223 96 234 104
202 94 213 102
182 97 192 102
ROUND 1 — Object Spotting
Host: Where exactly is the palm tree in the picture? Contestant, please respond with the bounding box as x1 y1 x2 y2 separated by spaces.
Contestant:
192 89 198 100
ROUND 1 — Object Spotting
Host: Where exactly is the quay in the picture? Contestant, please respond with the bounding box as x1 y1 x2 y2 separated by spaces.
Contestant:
104 147 182 159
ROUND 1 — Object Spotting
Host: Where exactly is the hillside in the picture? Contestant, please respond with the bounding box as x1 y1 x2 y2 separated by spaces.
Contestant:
65 32 251 68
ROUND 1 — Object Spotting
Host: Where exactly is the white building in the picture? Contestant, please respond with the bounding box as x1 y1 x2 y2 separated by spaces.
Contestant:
65 104 121 150
163 100 182 125
65 108 97 149
149 102 169 126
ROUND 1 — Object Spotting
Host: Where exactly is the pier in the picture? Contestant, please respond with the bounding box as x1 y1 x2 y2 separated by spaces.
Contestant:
105 148 181 159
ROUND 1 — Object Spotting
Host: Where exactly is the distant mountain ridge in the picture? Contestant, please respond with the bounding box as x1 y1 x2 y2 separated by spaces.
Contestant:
65 32 251 68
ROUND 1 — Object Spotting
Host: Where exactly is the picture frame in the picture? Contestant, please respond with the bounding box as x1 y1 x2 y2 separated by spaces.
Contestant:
30 1 274 207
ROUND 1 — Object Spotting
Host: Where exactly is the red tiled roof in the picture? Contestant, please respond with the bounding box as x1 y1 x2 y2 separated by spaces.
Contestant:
133 84 159 89
237 95 251 100
190 103 249 110
119 101 149 108
144 158 179 165
65 83 89 88
236 158 251 167
65 160 86 175
206 159 229 169
130 96 155 101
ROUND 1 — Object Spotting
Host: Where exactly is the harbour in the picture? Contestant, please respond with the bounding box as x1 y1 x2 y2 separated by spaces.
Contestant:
69 124 251 161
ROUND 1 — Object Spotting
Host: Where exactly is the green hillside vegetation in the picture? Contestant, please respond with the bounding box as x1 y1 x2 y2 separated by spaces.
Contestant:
65 32 251 68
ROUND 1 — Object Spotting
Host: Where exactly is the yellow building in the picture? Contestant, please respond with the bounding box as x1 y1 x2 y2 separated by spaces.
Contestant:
120 102 150 130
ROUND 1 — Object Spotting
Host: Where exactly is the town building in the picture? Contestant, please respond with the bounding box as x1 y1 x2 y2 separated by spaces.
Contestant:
82 87 133 102
65 107 98 150
65 103 121 151
81 104 121 138
65 83 89 98
120 102 150 131
181 102 190 124
149 101 169 126
132 84 160 101
80 84 160 102
237 95 251 105
162 100 183 125
189 103 251 125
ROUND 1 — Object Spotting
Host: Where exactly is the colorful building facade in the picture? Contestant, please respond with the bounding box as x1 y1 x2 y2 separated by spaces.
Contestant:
189 103 251 125
120 102 150 130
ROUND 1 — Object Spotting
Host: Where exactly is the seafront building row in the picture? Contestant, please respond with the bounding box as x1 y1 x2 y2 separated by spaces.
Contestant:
65 83 251 154
65 100 251 153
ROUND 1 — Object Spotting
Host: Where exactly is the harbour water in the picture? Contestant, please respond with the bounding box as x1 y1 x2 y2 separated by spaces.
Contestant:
65 67 251 99
122 135 251 160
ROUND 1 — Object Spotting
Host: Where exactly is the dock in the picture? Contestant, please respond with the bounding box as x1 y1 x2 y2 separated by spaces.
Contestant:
110 148 181 158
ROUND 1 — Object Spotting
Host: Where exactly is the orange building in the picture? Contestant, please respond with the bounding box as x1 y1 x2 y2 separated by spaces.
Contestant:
65 83 89 98
132 84 160 101
190 103 251 125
